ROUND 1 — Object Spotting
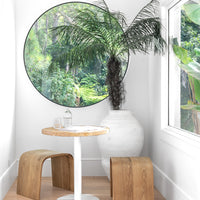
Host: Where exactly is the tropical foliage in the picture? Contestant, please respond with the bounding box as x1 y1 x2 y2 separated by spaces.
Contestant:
52 0 166 110
25 3 126 107
172 2 200 133
25 0 165 109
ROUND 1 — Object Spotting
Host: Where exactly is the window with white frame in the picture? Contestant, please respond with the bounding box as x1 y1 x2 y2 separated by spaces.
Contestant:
168 0 200 135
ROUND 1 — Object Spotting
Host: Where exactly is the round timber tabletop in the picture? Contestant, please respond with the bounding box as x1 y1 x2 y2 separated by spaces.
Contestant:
42 125 109 137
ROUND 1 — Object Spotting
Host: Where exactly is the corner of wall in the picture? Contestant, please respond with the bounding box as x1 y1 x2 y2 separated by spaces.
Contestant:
0 160 18 200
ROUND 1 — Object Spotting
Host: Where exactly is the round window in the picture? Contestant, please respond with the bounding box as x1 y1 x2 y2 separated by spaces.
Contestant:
24 2 128 107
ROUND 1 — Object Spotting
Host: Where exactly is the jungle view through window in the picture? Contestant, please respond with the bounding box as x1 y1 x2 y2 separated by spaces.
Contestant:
24 2 128 107
169 0 200 134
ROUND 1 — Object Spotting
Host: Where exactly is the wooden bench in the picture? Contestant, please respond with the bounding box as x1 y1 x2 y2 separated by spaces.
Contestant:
110 157 154 200
17 149 74 200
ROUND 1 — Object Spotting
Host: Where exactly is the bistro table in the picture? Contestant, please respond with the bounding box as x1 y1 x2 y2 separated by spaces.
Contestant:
42 126 109 200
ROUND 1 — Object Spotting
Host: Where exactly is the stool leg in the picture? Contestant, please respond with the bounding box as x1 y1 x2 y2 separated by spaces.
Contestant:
51 155 74 191
17 154 42 200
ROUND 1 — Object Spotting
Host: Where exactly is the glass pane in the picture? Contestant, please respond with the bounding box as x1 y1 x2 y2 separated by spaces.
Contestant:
24 2 128 107
169 0 200 134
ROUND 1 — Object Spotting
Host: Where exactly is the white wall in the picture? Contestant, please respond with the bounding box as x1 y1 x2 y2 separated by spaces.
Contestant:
0 0 17 199
13 0 200 199
148 5 200 198
147 1 200 199
3 0 198 199
15 0 150 176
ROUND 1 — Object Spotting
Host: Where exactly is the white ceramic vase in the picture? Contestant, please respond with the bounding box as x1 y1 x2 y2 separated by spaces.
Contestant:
97 110 144 179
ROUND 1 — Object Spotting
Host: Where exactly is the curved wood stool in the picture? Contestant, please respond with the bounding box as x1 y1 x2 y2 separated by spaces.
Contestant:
110 157 154 200
17 149 74 200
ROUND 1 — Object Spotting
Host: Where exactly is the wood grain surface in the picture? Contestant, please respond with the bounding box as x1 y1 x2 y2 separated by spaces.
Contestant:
111 157 154 200
42 126 109 137
17 150 74 200
4 177 165 200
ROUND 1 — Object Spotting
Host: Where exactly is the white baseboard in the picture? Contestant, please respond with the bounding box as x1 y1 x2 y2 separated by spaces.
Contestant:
0 160 18 200
153 163 193 200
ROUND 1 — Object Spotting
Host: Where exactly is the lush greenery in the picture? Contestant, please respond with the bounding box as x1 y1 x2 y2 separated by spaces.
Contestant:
173 2 200 134
52 0 166 110
25 0 165 109
25 3 128 107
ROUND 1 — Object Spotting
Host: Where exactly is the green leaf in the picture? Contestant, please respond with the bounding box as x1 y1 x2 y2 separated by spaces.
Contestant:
180 61 200 80
183 4 200 26
172 45 200 82
172 45 192 64
194 48 200 56
188 76 200 102
193 78 200 102
181 104 200 112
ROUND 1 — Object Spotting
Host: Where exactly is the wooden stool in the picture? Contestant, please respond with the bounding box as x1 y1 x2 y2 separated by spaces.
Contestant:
110 157 154 200
17 149 74 200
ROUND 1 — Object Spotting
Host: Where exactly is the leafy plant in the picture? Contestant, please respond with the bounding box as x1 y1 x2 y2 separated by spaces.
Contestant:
173 45 200 102
183 3 200 26
49 68 77 106
25 3 112 107
172 2 200 133
52 0 166 110
79 87 107 106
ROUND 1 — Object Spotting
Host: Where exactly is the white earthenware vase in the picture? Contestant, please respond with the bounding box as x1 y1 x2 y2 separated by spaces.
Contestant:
97 110 144 179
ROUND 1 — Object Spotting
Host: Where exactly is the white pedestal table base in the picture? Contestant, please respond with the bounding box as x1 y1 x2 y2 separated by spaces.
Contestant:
57 194 99 200
57 137 99 200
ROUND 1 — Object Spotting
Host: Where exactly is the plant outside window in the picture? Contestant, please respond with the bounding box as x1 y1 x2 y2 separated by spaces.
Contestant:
172 1 200 134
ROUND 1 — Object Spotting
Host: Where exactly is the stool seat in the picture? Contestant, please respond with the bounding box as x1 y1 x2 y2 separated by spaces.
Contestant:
17 149 74 200
110 157 154 200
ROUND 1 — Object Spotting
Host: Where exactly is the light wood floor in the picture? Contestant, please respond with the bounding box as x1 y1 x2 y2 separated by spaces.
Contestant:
4 177 165 200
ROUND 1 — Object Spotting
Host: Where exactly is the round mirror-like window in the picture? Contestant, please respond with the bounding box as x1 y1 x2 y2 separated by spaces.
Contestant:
24 2 128 107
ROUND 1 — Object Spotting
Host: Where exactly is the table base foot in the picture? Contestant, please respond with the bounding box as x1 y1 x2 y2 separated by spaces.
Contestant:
57 194 99 200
